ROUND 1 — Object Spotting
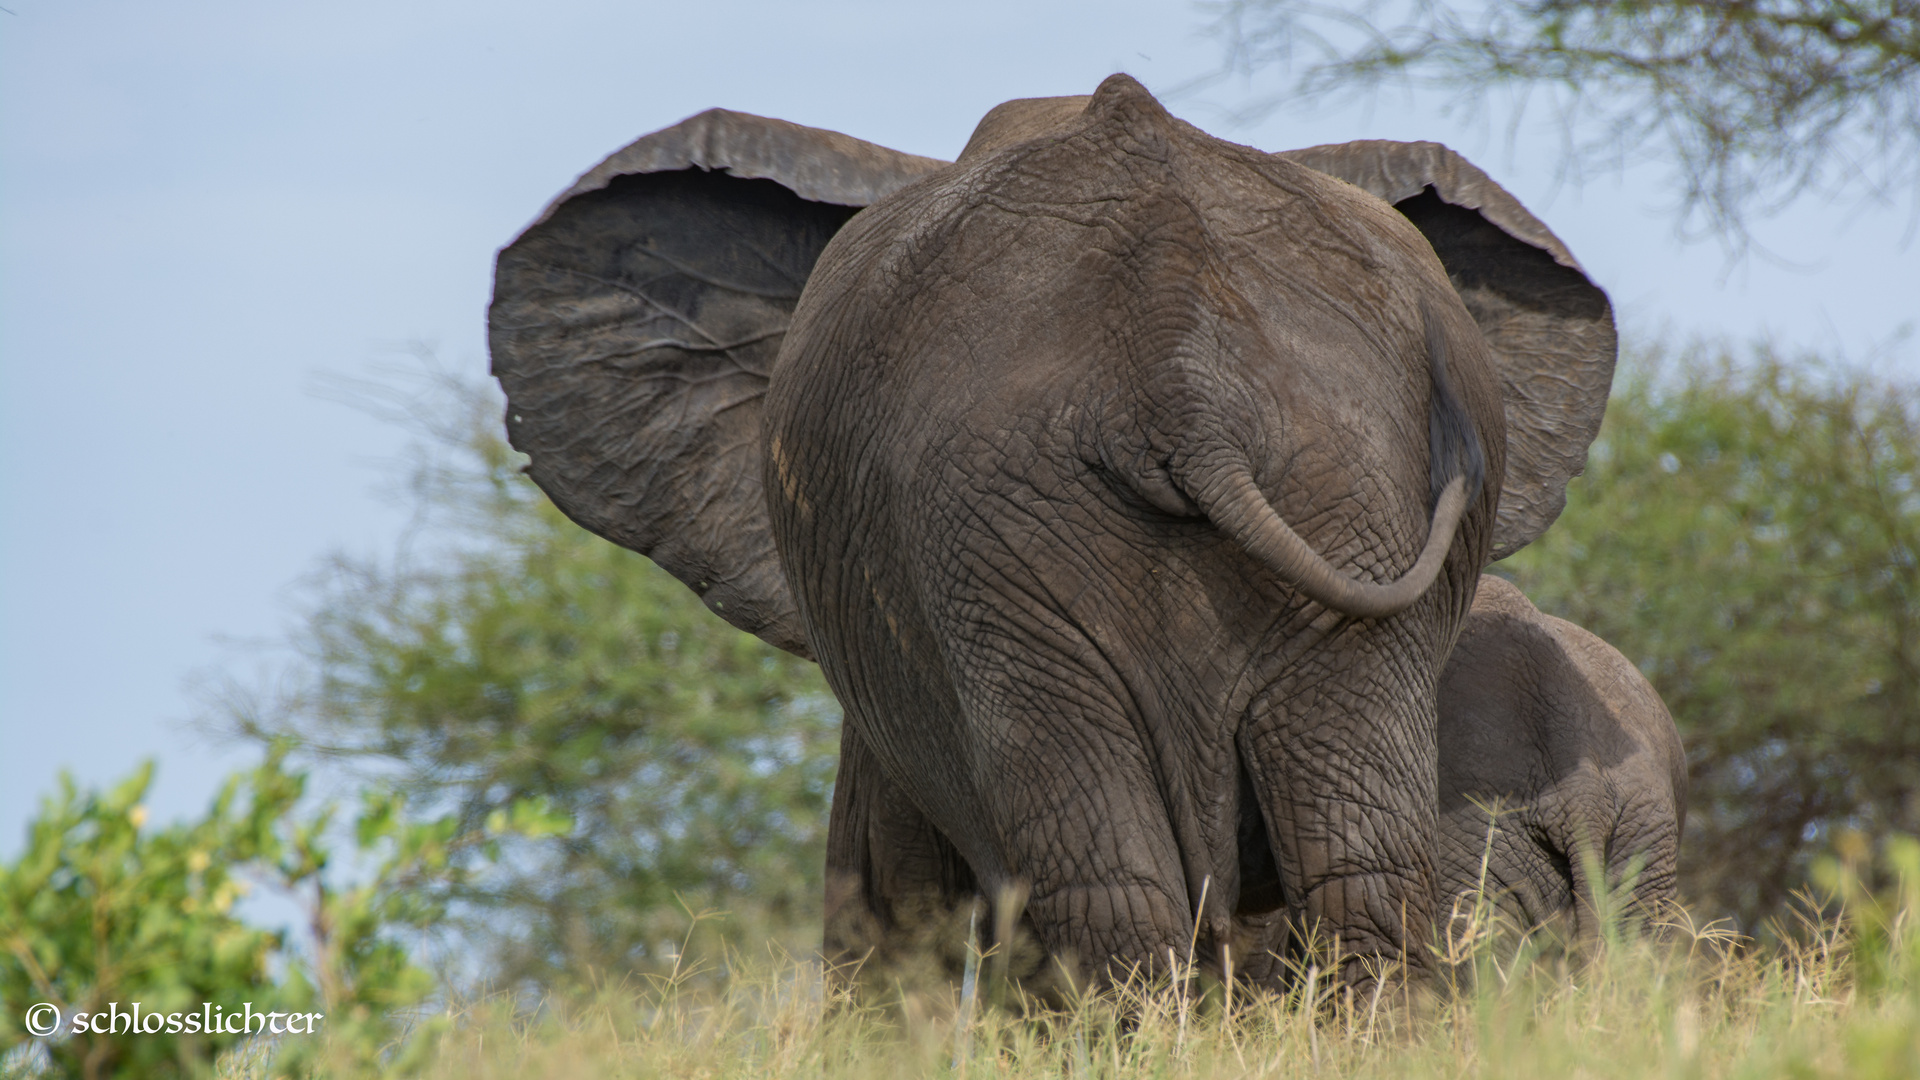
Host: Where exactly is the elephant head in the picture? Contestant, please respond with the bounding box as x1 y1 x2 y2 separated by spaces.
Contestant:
489 75 1616 988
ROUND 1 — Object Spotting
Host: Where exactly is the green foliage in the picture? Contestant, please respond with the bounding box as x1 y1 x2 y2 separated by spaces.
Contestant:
0 760 289 1078
1502 347 1920 929
221 376 840 988
0 751 564 1078
1212 0 1920 237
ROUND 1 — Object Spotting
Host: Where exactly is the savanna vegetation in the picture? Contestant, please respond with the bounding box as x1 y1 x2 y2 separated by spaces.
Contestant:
219 838 1920 1080
215 375 840 989
0 743 566 1079
6 2 1920 1073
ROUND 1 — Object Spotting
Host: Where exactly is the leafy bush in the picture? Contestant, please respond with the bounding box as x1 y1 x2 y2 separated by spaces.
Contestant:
1 760 292 1078
0 750 565 1078
1503 347 1920 930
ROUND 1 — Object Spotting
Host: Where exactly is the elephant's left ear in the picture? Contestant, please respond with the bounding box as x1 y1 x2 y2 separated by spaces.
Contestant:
489 110 949 657
1279 141 1617 560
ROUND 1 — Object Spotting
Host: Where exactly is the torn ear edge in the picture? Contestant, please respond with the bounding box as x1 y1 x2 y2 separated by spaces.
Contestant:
527 107 951 225
1280 140 1618 561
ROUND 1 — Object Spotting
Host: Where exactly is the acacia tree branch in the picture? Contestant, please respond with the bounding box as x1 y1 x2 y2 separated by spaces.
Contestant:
1209 0 1920 244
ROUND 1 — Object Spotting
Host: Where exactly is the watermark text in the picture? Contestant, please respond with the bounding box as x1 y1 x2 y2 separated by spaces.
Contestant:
22 1002 324 1039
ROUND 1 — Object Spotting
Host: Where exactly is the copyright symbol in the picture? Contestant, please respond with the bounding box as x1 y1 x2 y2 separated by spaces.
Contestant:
25 1002 61 1037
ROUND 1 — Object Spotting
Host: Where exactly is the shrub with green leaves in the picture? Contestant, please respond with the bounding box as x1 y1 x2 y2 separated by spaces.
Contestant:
0 750 567 1078
0 760 292 1078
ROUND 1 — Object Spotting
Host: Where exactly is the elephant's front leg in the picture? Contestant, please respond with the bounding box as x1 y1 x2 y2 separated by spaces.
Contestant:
1243 654 1441 986
823 722 977 989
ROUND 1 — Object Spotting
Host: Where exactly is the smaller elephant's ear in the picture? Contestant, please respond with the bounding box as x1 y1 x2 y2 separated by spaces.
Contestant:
489 110 949 657
1279 141 1617 560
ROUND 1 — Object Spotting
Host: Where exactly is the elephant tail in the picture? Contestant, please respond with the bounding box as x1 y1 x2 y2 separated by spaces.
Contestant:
1189 304 1482 621
1195 472 1470 620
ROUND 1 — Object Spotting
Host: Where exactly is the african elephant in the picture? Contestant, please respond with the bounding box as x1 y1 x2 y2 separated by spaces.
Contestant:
1434 575 1686 939
487 74 1616 988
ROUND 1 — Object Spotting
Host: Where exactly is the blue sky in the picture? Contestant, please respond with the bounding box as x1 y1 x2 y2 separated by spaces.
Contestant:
2 0 1914 853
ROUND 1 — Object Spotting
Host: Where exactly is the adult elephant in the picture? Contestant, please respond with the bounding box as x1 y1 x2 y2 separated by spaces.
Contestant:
488 75 1616 988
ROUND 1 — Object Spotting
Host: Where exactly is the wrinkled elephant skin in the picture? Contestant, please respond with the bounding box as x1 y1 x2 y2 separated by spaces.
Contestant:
487 74 1621 990
1434 576 1686 938
772 78 1504 988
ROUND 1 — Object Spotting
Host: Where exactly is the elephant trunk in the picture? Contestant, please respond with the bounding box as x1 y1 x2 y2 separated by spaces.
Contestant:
1193 471 1470 620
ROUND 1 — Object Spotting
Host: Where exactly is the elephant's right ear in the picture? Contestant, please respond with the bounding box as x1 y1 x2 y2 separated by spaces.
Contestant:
489 110 948 658
1278 141 1617 561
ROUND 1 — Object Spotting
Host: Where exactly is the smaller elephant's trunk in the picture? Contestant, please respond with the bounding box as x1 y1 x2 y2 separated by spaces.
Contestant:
1196 472 1470 620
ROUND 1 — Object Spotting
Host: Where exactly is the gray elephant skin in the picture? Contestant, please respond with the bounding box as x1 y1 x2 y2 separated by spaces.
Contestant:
487 74 1618 988
1434 576 1686 939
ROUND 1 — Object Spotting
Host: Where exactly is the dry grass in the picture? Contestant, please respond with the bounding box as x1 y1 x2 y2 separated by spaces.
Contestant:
277 839 1920 1079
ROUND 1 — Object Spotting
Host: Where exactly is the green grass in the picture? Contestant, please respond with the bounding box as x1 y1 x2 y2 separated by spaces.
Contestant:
257 838 1920 1079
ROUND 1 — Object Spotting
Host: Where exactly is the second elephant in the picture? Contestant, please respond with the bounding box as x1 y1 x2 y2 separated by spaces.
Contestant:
1434 576 1687 938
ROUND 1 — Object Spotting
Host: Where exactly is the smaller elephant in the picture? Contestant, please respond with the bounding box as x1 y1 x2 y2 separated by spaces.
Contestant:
1433 575 1686 939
